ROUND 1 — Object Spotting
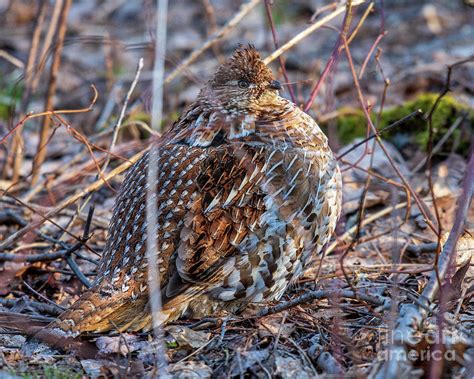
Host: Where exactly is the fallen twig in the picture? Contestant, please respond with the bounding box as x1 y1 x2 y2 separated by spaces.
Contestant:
22 280 67 312
412 114 466 173
257 289 391 318
342 34 438 234
64 205 95 288
0 298 62 317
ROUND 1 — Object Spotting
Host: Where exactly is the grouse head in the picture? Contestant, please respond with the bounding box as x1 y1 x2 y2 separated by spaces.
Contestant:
200 45 282 115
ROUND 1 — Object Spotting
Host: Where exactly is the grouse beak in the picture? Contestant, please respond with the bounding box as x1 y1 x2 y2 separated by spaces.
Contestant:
269 80 282 91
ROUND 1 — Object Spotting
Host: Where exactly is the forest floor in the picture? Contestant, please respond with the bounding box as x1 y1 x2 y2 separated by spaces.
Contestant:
0 0 473 377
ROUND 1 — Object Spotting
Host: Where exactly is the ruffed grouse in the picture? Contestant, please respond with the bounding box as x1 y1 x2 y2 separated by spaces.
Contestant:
49 45 342 336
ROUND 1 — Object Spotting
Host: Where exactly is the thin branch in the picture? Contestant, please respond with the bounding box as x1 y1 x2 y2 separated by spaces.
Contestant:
0 191 95 252
412 114 466 173
20 0 47 106
336 109 423 160
64 205 95 288
342 34 438 234
22 281 67 312
201 0 224 61
304 1 375 113
1 85 99 145
30 0 64 93
12 0 48 182
358 32 386 79
264 0 297 103
164 0 260 85
303 0 356 112
263 0 365 65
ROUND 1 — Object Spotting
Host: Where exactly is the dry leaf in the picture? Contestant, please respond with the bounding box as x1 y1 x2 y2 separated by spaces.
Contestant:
165 325 210 349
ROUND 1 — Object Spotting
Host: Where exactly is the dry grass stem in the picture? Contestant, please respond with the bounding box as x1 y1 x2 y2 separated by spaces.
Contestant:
147 0 170 376
263 0 365 65
31 0 72 185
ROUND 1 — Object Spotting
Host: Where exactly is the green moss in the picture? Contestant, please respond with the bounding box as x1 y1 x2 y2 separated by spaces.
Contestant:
333 107 368 144
7 365 82 379
0 81 22 120
268 0 304 26
166 340 179 348
329 93 473 154
43 366 81 379
126 110 151 125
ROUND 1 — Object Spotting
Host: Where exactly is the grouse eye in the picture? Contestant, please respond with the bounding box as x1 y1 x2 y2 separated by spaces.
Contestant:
238 80 250 89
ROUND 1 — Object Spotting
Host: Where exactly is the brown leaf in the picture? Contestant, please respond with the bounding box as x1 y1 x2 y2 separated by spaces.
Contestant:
95 334 146 355
256 314 294 339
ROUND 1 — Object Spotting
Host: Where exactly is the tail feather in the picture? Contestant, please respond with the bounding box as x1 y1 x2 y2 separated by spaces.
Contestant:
0 282 193 356
52 282 183 335
52 285 148 335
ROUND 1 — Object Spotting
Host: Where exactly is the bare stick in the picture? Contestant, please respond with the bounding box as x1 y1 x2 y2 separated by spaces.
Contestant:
358 32 386 79
64 205 95 288
30 0 64 93
373 150 474 378
147 0 170 377
21 0 48 106
54 64 144 239
0 250 77 263
258 289 390 317
31 0 72 185
372 58 474 379
22 140 146 203
12 0 48 182
0 298 62 317
326 201 407 254
201 0 223 61
0 49 24 68
22 280 67 312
